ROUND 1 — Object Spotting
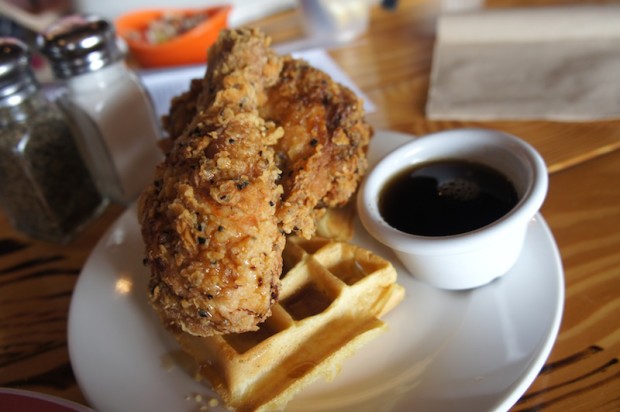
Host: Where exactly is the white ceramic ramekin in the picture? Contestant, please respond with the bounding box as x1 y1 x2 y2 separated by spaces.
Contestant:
357 128 548 290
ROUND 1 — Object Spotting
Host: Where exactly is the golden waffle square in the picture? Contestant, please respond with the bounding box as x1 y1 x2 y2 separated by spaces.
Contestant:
174 237 404 412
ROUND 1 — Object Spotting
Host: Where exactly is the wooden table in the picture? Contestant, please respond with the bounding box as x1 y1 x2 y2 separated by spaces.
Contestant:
1 0 618 410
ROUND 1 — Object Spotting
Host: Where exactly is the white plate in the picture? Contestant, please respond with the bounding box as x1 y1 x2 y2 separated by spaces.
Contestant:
68 130 564 412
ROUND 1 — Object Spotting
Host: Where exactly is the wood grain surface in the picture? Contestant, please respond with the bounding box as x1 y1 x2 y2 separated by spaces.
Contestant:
0 0 618 410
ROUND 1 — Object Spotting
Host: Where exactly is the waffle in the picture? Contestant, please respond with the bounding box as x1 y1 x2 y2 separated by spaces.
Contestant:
174 237 404 412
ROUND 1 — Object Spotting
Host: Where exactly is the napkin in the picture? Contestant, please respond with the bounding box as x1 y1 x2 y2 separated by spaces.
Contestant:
426 5 620 121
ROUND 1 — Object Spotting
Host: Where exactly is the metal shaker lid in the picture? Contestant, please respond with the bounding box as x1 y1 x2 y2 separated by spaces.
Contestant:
37 15 124 79
0 37 38 106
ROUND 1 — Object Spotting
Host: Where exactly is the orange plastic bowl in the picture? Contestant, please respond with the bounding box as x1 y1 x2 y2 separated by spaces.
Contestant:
115 5 231 68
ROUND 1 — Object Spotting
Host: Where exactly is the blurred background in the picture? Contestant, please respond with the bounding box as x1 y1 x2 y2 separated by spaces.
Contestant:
1 0 298 38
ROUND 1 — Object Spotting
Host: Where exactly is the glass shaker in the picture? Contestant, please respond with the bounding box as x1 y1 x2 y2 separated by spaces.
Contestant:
0 38 106 243
37 15 163 205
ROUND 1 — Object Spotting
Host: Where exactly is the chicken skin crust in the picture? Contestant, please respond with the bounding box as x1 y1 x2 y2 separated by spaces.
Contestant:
163 56 371 240
262 56 371 238
140 28 372 337
138 29 285 337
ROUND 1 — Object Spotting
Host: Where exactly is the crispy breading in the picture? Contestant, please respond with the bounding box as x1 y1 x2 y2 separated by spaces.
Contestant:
139 28 372 337
138 28 285 336
161 57 371 239
262 57 371 238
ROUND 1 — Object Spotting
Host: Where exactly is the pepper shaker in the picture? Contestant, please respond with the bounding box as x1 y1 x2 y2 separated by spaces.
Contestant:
0 38 106 243
37 15 163 205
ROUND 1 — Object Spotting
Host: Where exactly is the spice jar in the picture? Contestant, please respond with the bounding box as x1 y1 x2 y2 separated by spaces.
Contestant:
37 14 163 205
0 38 106 243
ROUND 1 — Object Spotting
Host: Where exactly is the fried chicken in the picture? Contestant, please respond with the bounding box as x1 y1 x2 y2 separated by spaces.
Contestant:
162 54 371 239
140 28 372 337
262 57 371 238
138 28 285 337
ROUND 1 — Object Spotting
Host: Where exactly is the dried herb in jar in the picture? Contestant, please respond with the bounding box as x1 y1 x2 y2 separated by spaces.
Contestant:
0 38 106 243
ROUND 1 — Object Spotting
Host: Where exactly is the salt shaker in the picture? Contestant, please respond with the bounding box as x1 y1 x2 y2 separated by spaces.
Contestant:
37 15 163 205
0 38 106 243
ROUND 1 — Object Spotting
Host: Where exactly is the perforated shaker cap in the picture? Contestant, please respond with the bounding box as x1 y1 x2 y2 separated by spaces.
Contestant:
0 37 38 106
37 14 123 79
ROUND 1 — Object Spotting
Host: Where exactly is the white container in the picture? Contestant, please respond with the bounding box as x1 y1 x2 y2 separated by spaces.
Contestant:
38 15 163 205
357 128 548 290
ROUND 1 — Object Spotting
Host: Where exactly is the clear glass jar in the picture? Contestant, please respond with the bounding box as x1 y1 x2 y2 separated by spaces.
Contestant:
0 38 106 243
38 14 163 205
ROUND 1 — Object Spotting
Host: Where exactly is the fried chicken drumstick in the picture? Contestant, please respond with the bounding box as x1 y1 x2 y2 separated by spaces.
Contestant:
139 28 372 337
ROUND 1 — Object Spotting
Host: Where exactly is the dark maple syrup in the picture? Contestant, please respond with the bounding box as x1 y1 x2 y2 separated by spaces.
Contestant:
379 160 518 236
